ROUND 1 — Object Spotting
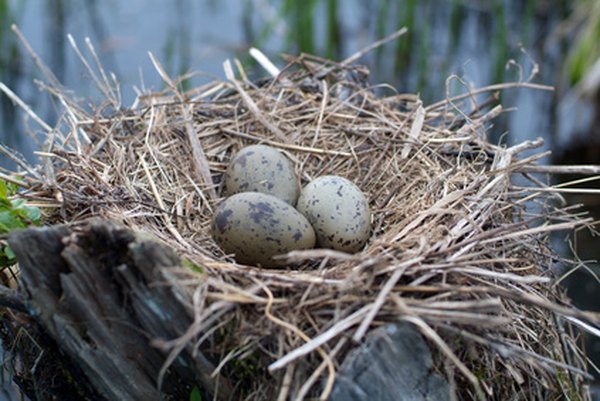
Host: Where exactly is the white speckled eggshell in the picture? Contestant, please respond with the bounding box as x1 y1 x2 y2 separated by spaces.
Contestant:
211 192 315 267
224 144 300 205
296 175 371 253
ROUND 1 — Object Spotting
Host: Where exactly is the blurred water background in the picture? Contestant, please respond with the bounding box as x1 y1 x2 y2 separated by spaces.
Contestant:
0 0 599 399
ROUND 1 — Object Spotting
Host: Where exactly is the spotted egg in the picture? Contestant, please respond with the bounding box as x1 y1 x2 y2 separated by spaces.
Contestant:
211 192 316 267
296 175 371 253
223 144 300 205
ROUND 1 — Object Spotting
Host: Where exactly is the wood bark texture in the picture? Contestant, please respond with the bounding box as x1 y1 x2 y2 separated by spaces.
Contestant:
330 322 450 401
8 219 231 401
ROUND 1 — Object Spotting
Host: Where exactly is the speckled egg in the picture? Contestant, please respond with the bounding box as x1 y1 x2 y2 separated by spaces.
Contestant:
224 144 300 205
296 175 371 253
211 192 316 267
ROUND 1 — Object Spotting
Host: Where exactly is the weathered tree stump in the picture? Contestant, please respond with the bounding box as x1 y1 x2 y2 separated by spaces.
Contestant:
7 219 231 401
330 323 450 401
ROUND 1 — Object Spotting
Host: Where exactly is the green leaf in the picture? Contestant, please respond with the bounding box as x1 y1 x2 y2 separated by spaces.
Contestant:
0 211 25 233
0 180 42 229
182 258 203 274
0 179 7 200
189 386 202 401
0 179 20 201
10 198 25 209
0 243 16 268
0 195 11 210
22 206 41 224
4 245 14 260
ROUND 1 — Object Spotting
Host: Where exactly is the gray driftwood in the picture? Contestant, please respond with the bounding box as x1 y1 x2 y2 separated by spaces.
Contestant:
8 220 231 401
330 322 450 401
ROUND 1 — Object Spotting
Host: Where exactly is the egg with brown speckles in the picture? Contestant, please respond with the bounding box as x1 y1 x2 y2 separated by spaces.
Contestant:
211 192 316 267
296 175 371 253
224 144 300 205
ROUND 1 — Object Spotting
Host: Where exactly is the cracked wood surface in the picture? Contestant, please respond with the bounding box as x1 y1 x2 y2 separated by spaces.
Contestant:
9 220 231 401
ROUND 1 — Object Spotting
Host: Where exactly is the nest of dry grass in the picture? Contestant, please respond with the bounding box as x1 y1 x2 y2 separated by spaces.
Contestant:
3 34 600 400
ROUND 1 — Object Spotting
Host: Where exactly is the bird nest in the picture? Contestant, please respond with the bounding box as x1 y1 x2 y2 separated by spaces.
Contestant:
2 37 600 400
